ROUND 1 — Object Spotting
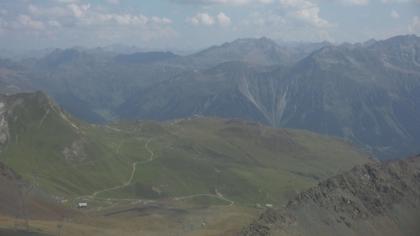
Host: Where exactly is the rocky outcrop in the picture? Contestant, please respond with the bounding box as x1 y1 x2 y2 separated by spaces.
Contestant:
0 161 19 181
62 139 87 162
0 101 9 151
0 161 73 220
242 156 420 236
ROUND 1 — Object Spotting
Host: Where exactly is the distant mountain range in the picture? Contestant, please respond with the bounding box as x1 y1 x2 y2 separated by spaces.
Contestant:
0 35 419 159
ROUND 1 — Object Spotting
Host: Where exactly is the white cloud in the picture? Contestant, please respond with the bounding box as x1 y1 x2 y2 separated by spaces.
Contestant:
188 12 232 26
381 0 413 3
233 0 335 42
25 2 173 28
67 3 90 18
390 10 400 19
151 16 172 25
81 12 173 27
293 7 331 28
48 20 62 28
90 13 149 25
409 16 420 33
173 0 272 5
279 0 333 28
0 0 175 44
340 0 369 5
173 0 376 6
217 12 232 26
28 4 71 18
17 14 46 30
279 0 314 8
106 0 121 4
247 11 286 27
188 13 215 26
55 0 80 3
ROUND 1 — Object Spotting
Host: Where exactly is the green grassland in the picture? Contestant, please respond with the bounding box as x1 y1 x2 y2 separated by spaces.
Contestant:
1 93 131 196
99 118 370 206
0 93 371 208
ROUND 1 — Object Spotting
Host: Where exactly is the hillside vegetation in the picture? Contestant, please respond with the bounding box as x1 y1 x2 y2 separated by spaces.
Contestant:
0 92 370 207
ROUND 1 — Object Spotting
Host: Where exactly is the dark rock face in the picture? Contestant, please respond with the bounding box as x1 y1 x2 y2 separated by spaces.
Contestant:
242 156 420 236
0 161 19 181
0 161 72 220
0 100 9 149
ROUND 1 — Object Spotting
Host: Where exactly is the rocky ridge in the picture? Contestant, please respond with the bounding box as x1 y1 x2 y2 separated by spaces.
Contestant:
242 155 420 236
0 98 9 152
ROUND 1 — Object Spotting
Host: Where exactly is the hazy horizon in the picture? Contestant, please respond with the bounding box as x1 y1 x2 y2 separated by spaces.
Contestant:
0 0 419 51
1 34 419 57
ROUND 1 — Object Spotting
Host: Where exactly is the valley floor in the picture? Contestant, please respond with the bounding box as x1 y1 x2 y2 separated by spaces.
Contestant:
0 203 258 236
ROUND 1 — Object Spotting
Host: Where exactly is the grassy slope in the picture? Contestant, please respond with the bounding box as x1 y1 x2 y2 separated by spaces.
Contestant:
96 118 370 206
1 93 130 196
0 93 370 207
0 92 373 236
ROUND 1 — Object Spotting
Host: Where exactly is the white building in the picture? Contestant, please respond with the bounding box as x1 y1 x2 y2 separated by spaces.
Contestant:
77 202 88 208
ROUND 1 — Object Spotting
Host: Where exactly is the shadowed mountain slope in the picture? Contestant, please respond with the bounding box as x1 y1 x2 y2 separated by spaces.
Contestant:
242 155 420 236
0 161 72 220
1 35 419 159
118 35 420 159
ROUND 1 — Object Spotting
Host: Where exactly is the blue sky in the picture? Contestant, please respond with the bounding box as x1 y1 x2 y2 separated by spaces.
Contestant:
0 0 419 50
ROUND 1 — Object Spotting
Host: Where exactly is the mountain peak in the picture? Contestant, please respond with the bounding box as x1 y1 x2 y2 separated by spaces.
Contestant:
0 91 81 136
369 34 420 49
114 51 178 64
386 34 420 42
40 48 84 68
191 37 291 66
228 37 279 48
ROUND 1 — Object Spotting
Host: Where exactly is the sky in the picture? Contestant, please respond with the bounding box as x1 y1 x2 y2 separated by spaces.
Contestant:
0 0 419 51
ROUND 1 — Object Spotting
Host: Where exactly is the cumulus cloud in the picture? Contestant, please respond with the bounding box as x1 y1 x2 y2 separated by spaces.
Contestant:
67 3 90 18
409 16 420 33
237 0 334 42
390 10 400 19
28 4 71 18
7 1 173 30
188 12 232 26
381 0 414 3
293 7 331 28
106 0 121 4
182 0 332 30
172 0 403 6
54 0 80 3
173 0 272 5
17 14 46 30
340 0 369 5
0 14 45 32
217 12 232 26
48 20 62 28
279 0 333 28
188 13 215 25
0 0 176 47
